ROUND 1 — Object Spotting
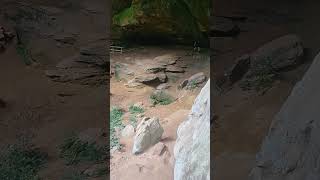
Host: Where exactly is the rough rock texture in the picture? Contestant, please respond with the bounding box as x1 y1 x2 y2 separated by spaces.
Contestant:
250 34 303 71
174 79 210 180
179 72 207 89
250 52 320 180
132 117 164 154
45 40 107 85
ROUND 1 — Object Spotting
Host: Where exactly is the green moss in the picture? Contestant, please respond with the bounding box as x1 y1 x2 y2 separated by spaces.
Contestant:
113 5 139 26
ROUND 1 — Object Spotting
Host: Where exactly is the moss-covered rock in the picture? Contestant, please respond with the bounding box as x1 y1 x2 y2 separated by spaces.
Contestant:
112 0 209 44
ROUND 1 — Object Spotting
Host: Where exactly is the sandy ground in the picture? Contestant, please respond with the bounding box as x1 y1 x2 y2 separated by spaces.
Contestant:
110 46 210 180
213 0 320 179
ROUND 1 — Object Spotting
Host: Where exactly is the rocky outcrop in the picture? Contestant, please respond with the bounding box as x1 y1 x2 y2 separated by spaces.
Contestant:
174 79 210 180
45 40 107 85
179 72 207 89
250 52 320 180
112 0 209 43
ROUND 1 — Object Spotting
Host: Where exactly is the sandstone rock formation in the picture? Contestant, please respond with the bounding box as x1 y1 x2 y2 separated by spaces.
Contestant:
250 52 320 180
174 79 210 180
132 117 164 154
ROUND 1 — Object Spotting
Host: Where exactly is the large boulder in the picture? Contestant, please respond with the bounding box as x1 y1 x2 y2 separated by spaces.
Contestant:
250 34 303 71
132 117 164 154
250 52 320 180
174 79 210 180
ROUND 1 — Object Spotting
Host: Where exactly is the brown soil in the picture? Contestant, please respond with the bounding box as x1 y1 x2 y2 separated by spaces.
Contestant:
213 0 320 179
110 46 210 179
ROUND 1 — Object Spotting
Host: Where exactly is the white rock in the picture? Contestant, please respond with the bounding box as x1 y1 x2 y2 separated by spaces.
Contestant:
121 124 135 138
132 117 164 154
174 79 210 180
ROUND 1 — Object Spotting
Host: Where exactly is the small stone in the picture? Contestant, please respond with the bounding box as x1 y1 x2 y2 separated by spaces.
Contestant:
151 142 167 156
156 83 171 90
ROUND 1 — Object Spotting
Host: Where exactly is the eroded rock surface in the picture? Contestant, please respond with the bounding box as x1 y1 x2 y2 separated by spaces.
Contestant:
132 117 164 155
174 79 210 180
250 52 320 180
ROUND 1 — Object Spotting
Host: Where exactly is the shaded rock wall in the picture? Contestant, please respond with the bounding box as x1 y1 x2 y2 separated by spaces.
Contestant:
250 52 320 180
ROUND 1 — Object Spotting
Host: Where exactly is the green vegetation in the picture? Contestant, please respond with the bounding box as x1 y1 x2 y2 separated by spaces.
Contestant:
0 144 48 180
240 58 279 92
129 105 144 114
16 43 33 65
112 0 209 42
150 91 174 105
114 64 121 81
187 80 198 90
128 104 144 127
110 107 125 149
59 136 106 165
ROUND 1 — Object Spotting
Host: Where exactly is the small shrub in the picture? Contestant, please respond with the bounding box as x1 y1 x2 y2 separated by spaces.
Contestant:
240 58 279 92
187 80 198 90
16 43 33 65
150 91 174 105
59 136 107 165
0 144 48 180
110 107 125 149
114 64 121 81
129 115 138 128
128 105 144 114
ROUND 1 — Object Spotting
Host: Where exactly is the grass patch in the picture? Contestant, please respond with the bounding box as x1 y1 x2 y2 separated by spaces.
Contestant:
187 79 198 90
240 58 279 92
114 64 121 81
16 43 33 65
150 91 174 105
129 115 138 128
110 107 125 149
0 144 48 180
129 105 144 114
59 136 107 165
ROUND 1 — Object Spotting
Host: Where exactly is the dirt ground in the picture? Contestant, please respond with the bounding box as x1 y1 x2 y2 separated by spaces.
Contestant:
110 46 210 180
213 0 320 179
0 0 107 179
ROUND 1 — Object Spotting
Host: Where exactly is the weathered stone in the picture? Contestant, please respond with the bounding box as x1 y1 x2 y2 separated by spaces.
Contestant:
54 34 76 44
132 117 164 154
45 68 105 82
250 52 320 180
121 124 135 138
156 83 171 90
165 65 185 73
250 34 303 71
154 54 180 66
134 72 167 83
174 79 210 180
211 16 240 37
125 79 144 88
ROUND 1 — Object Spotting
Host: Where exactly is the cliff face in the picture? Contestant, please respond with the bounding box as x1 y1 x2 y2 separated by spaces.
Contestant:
250 52 320 180
174 79 210 180
112 0 209 43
